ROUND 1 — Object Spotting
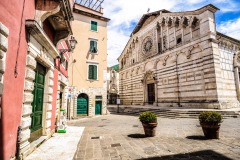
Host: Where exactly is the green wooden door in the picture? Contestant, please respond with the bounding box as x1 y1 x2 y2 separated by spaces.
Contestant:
77 96 88 115
31 64 45 132
95 101 102 115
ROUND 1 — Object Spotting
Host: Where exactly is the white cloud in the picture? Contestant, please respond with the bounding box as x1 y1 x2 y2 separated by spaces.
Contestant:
218 18 240 40
102 0 240 66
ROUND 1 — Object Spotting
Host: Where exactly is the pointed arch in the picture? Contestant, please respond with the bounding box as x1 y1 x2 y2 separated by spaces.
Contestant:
154 58 161 69
187 44 203 59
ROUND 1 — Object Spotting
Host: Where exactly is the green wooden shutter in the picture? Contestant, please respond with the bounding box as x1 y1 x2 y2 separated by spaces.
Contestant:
90 41 94 52
94 21 97 31
88 65 97 80
93 65 97 80
88 65 93 79
91 21 97 31
94 41 98 53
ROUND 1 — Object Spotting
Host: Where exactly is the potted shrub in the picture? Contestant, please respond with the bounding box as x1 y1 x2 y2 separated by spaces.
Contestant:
139 111 157 137
199 111 223 139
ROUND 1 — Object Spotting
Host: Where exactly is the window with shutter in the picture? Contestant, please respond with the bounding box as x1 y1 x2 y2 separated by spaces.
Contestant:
90 41 94 52
93 65 97 80
91 21 98 31
88 65 98 80
89 40 98 53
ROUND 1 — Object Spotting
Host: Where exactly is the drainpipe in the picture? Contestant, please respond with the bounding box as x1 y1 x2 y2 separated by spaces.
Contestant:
176 54 181 107
16 126 22 160
131 73 133 105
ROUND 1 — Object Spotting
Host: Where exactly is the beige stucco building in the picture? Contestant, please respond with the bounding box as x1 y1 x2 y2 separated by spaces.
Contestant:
68 2 110 117
118 4 240 109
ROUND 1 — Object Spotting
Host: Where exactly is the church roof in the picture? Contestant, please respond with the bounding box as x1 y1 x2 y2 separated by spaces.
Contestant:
132 9 170 35
131 4 219 35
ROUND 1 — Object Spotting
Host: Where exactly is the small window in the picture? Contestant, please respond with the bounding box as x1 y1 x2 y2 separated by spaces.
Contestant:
177 38 182 44
91 21 98 31
90 40 98 53
176 34 182 44
88 65 98 80
132 59 135 64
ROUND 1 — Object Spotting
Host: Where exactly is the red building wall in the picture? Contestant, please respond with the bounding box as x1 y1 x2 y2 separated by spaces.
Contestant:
51 41 71 130
57 42 71 77
51 68 58 131
0 0 35 159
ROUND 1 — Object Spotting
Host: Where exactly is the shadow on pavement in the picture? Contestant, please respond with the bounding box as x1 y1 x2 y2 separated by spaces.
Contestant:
128 134 146 138
137 150 233 160
186 135 207 140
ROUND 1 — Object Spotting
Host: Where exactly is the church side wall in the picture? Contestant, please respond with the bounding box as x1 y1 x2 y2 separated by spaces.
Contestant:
213 43 240 108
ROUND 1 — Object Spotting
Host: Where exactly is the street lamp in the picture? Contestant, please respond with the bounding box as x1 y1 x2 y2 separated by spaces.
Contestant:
59 36 78 55
58 36 78 63
69 36 78 50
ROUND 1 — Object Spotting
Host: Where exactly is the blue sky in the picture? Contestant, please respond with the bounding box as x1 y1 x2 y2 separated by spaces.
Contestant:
102 0 240 66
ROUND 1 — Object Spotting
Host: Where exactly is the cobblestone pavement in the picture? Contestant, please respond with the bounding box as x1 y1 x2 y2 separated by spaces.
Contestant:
69 114 240 160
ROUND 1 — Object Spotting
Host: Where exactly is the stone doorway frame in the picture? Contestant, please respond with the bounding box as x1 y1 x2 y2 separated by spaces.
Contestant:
20 36 56 158
74 92 90 117
141 70 158 106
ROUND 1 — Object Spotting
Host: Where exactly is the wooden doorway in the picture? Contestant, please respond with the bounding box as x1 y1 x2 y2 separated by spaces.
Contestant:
77 93 88 115
147 83 155 104
30 63 46 142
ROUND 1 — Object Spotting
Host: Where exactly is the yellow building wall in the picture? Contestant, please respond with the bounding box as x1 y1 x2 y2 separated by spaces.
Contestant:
69 8 109 117
69 13 108 88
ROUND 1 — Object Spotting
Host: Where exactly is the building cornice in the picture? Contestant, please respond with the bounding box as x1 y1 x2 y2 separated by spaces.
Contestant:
73 7 110 22
26 19 59 58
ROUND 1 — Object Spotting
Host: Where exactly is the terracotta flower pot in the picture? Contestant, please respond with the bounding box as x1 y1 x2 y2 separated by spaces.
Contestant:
201 123 220 139
142 122 157 137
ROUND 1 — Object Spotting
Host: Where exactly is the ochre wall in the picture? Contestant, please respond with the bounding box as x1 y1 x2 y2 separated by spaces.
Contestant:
69 12 108 89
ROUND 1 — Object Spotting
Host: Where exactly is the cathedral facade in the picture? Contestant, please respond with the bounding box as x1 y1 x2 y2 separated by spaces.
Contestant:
118 4 240 109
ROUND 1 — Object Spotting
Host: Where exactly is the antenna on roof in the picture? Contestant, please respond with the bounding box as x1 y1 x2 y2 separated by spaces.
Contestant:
147 8 150 13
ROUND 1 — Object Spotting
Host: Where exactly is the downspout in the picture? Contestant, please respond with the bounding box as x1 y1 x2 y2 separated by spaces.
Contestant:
16 126 22 160
131 72 133 105
176 54 181 107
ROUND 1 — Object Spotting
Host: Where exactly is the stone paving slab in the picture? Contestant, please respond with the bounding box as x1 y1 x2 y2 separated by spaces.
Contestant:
70 115 240 160
25 126 84 160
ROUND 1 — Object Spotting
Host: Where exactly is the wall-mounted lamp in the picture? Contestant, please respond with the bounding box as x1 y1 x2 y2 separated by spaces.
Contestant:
59 36 78 54
58 36 78 64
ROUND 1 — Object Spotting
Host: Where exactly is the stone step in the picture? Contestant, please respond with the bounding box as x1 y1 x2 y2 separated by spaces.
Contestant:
107 106 240 119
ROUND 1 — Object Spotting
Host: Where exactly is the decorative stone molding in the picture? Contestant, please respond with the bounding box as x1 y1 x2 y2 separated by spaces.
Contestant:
34 0 73 45
20 117 31 129
25 68 36 80
187 44 203 59
58 72 68 86
163 55 169 66
23 93 34 103
20 34 55 158
233 51 240 68
26 54 37 69
0 22 9 95
22 104 32 116
0 22 9 37
142 70 157 84
157 16 199 29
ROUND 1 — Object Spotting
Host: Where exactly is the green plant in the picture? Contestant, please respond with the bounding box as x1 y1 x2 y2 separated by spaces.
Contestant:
139 111 157 123
199 111 223 125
